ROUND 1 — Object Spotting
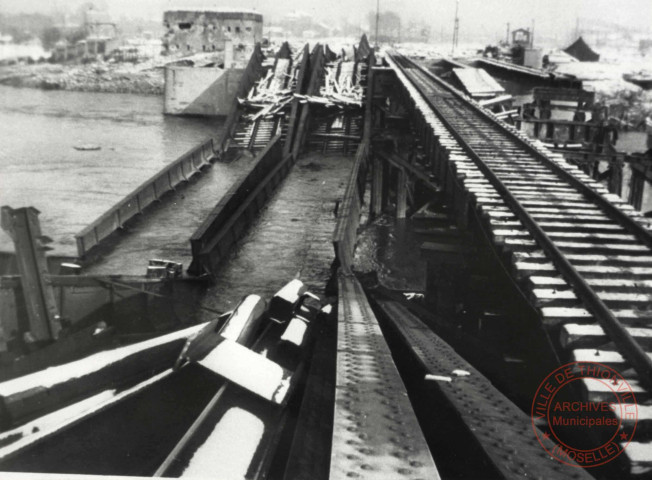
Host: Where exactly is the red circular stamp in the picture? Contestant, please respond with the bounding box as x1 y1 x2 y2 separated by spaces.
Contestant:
531 361 638 468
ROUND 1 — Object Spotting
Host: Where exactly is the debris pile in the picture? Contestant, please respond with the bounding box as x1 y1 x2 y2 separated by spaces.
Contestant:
296 61 363 108
239 58 294 121
238 53 366 123
0 61 163 94
600 88 652 130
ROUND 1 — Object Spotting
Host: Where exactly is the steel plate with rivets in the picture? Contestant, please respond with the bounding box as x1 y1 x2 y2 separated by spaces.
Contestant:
373 298 594 480
329 275 440 480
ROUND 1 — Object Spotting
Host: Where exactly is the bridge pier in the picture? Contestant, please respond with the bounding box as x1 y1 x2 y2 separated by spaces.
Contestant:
370 156 384 217
421 241 473 317
629 166 648 211
396 167 408 218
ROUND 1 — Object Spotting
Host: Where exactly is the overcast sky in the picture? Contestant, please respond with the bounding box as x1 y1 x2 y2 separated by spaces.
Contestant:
2 0 651 39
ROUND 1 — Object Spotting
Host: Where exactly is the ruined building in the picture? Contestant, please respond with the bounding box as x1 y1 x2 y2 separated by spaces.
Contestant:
163 8 263 55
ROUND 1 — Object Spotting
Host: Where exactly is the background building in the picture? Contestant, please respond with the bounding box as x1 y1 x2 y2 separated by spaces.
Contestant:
163 8 263 55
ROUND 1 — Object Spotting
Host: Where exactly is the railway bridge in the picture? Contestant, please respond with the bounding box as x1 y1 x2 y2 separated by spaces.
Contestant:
0 42 650 479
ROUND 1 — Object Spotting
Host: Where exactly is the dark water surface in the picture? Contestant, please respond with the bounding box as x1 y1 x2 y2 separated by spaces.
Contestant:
0 86 223 256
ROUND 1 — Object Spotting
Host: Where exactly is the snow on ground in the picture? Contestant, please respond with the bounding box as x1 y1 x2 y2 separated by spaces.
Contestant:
0 43 48 61
551 49 652 123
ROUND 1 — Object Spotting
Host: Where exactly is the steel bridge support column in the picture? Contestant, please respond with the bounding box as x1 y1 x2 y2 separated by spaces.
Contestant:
396 167 407 219
609 157 623 197
370 155 384 217
424 127 434 169
437 148 450 187
1 207 61 343
629 170 645 211
421 241 471 317
451 172 470 230
382 160 391 213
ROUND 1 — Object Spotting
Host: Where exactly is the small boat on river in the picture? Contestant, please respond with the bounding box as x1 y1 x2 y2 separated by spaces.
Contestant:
74 144 101 151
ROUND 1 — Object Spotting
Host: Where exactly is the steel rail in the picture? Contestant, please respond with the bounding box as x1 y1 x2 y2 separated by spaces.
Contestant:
388 52 652 389
396 53 652 249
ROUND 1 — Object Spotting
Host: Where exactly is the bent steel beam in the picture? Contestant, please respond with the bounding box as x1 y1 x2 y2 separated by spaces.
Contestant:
1 206 60 343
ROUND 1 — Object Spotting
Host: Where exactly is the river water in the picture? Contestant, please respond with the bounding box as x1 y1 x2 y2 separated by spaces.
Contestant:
0 86 223 256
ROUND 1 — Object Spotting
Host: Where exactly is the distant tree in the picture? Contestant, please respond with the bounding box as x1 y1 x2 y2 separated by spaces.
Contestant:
3 26 32 44
402 20 431 42
41 27 63 50
0 13 55 44
367 10 401 43
341 17 363 37
66 28 88 44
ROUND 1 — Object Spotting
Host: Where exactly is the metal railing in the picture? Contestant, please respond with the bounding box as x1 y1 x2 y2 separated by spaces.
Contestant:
332 140 369 274
75 139 216 258
331 52 375 275
188 135 290 276
74 44 269 259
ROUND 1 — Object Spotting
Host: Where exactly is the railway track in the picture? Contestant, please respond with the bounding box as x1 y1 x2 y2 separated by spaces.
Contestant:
233 116 287 152
305 57 367 155
232 48 297 153
4 39 650 477
388 52 652 471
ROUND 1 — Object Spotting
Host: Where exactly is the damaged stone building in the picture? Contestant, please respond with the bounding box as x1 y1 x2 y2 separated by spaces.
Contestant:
163 8 263 55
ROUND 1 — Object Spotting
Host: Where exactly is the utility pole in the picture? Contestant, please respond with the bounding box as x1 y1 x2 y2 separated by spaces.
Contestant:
531 19 535 47
375 0 380 48
451 0 459 55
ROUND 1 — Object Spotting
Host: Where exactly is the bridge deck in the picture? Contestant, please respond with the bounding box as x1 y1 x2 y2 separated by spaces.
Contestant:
86 150 350 312
202 151 351 313
83 157 252 276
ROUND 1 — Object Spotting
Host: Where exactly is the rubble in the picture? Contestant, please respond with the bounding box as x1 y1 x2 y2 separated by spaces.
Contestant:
238 57 294 121
298 61 363 108
0 61 164 95
599 88 652 130
238 57 364 123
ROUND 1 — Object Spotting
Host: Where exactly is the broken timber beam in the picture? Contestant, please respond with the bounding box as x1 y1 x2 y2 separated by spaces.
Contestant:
377 151 440 193
310 133 361 141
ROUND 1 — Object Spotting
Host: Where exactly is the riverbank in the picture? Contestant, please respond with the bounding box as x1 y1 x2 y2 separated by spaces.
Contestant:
0 62 164 95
